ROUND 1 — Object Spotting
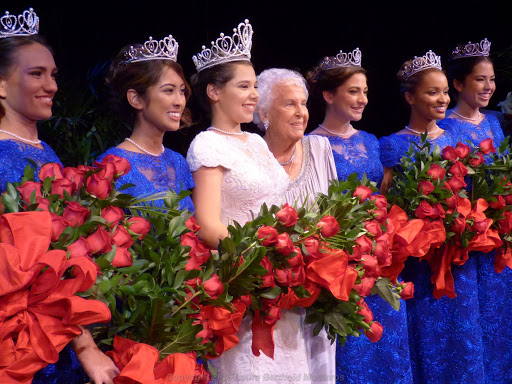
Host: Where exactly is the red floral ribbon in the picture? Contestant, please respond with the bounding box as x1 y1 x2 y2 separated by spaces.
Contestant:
0 211 111 384
107 336 197 384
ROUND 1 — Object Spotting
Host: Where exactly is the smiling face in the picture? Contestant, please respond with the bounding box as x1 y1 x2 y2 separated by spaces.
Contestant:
265 82 308 142
136 65 186 132
0 43 58 122
210 63 259 126
406 70 450 121
325 72 368 122
455 60 495 109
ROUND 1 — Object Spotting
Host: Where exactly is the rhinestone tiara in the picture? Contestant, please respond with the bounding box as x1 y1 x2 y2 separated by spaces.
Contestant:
401 50 442 81
0 8 39 39
192 19 253 72
319 48 362 70
120 35 179 65
451 38 491 59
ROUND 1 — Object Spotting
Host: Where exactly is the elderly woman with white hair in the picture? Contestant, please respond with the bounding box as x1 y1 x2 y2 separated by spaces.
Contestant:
255 68 337 208
255 68 337 383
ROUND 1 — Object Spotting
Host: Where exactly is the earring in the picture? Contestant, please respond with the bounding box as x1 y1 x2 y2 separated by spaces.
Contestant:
264 120 269 130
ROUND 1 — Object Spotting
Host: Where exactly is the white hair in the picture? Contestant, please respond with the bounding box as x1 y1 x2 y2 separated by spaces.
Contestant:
254 68 309 130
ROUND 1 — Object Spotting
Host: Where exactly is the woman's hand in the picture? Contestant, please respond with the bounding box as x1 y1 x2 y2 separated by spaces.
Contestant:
71 327 120 384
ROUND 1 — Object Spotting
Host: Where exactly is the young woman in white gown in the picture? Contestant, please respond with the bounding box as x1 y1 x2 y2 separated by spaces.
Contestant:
186 21 314 384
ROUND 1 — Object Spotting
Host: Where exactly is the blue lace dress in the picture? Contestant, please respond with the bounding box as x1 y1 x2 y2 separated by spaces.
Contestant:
0 139 89 384
380 130 487 384
97 147 194 212
311 131 412 384
439 113 512 384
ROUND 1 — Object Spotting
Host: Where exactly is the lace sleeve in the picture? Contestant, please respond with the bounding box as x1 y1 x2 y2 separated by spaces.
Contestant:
186 131 237 172
379 135 399 168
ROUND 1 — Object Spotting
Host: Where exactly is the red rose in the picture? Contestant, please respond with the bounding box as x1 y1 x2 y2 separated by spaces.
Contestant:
193 363 212 384
471 212 491 234
450 217 467 236
51 177 75 198
469 152 485 167
233 293 252 308
289 265 306 287
86 226 113 254
364 220 382 237
287 247 305 267
353 277 375 297
479 138 496 155
111 246 133 267
366 321 384 342
263 306 281 326
489 195 506 210
316 215 340 237
441 146 457 160
449 161 468 177
505 194 512 205
362 255 380 278
399 282 414 300
186 276 203 288
275 232 294 256
257 225 279 246
427 164 446 181
414 201 434 219
181 232 210 270
39 162 63 181
35 197 50 211
417 180 435 195
447 175 467 193
498 211 512 234
101 206 125 226
357 299 373 323
455 142 471 159
110 225 135 248
126 217 151 240
260 256 275 288
353 185 373 202
63 201 91 227
50 213 70 242
67 237 91 259
186 217 201 232
17 181 42 203
203 274 224 299
62 166 87 191
274 267 291 286
276 203 299 227
370 194 387 208
94 154 131 180
86 173 112 199
303 237 320 258
374 240 392 267
356 235 373 254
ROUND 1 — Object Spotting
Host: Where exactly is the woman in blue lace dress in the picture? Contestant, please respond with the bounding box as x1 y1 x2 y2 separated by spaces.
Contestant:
381 51 487 384
306 49 411 384
0 9 118 384
438 39 512 384
97 35 194 212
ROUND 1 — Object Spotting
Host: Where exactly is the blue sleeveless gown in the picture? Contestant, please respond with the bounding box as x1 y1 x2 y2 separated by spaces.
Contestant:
312 131 412 384
439 113 512 383
0 139 89 384
97 147 195 212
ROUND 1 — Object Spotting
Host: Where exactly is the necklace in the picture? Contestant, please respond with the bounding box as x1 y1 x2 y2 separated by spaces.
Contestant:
404 125 440 135
125 138 164 156
318 124 354 137
207 127 245 136
279 144 296 166
0 129 41 145
452 109 481 121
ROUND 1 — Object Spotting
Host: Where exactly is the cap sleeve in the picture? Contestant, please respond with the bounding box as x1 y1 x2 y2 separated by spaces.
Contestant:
186 131 236 172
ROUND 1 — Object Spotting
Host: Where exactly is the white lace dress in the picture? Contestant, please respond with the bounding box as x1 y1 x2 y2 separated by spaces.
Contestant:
187 131 311 383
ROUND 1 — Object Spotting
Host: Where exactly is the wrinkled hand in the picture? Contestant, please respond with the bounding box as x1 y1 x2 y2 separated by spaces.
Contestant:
71 328 120 384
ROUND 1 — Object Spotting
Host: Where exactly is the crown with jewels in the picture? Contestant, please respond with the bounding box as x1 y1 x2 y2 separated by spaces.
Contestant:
319 47 362 70
192 19 253 72
0 8 39 39
120 35 179 65
401 50 442 80
451 38 491 59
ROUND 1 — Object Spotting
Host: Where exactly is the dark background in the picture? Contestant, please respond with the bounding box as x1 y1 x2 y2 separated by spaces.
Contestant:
5 1 512 157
